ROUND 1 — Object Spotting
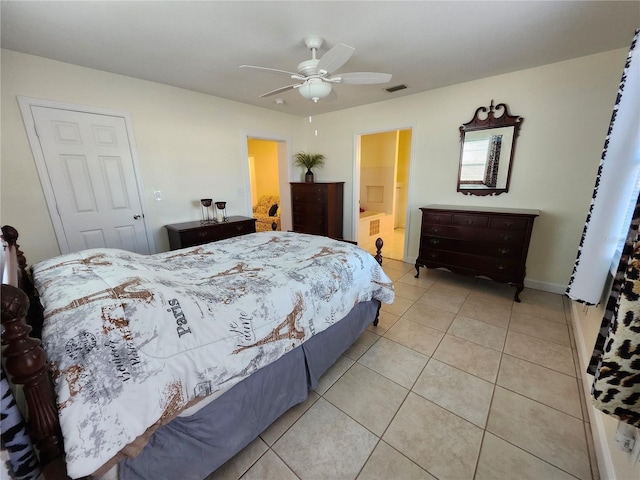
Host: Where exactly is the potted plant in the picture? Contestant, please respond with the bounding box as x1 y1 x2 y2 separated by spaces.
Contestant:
293 151 325 183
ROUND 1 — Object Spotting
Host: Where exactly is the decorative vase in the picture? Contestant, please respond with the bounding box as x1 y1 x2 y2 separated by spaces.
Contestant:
305 169 314 183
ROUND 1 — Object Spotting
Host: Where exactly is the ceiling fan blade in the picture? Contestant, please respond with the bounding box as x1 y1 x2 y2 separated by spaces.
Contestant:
331 72 392 84
240 65 299 77
317 43 355 74
260 84 299 98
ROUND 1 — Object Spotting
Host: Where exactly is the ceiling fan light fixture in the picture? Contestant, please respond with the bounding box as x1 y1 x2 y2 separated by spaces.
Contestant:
298 79 332 102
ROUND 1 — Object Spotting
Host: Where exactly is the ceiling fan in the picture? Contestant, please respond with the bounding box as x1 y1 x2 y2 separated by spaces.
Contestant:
240 36 392 102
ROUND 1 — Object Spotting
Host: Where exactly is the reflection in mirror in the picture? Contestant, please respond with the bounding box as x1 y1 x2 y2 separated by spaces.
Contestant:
458 101 523 196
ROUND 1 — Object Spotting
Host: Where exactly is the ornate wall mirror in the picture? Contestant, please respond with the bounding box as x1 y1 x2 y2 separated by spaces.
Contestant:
458 101 523 196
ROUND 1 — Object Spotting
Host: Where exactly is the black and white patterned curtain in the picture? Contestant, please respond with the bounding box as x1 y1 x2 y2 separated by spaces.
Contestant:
566 30 640 306
484 135 502 187
589 195 640 427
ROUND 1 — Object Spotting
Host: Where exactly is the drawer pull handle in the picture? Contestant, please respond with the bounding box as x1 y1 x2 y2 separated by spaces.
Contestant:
498 247 510 255
502 234 513 241
504 221 513 227
430 238 440 245
466 219 474 225
431 227 440 233
235 225 244 230
429 253 438 259
497 265 505 270
199 231 207 237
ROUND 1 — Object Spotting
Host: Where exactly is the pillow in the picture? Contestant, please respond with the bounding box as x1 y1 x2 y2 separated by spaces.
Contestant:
268 204 278 216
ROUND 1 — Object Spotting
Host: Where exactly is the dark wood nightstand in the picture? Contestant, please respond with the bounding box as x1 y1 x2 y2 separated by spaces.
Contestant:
165 216 257 250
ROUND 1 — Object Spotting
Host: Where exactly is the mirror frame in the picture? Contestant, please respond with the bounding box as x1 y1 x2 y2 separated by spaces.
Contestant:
457 101 523 196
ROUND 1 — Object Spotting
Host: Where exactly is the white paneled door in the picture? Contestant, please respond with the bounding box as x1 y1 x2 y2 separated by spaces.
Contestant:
30 106 151 254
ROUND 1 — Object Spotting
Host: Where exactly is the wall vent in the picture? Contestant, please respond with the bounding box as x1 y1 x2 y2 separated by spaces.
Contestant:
385 84 408 93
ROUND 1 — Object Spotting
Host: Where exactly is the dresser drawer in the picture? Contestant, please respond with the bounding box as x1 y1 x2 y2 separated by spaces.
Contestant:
165 217 256 250
489 216 531 231
452 214 489 228
212 220 255 238
180 228 218 246
422 224 526 245
420 236 521 259
291 189 327 204
420 250 521 277
292 211 326 229
292 203 325 217
423 212 452 225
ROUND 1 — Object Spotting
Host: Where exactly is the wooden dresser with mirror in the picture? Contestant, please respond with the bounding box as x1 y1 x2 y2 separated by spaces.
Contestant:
415 205 539 302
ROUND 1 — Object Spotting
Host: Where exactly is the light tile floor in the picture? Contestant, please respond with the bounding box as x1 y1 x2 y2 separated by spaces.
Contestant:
207 260 599 480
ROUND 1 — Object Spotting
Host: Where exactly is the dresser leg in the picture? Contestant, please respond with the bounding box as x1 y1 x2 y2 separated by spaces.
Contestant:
514 284 524 303
414 264 420 278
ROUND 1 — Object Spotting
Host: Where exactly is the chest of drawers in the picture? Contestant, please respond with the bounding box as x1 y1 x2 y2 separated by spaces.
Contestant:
165 216 256 250
290 182 344 239
415 205 539 301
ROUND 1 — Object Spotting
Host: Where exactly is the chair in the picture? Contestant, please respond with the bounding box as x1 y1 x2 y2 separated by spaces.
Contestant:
252 195 281 232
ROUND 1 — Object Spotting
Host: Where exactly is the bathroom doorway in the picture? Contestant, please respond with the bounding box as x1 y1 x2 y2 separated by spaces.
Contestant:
355 128 412 261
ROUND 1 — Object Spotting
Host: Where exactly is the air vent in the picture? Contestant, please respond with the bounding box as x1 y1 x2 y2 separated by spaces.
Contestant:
385 84 408 93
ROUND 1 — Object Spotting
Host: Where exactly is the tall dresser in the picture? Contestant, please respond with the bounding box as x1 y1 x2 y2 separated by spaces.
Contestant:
415 205 539 301
290 182 344 239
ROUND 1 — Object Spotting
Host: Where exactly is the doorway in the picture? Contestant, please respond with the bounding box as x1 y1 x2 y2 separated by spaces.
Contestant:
18 97 154 254
356 128 412 261
245 136 291 233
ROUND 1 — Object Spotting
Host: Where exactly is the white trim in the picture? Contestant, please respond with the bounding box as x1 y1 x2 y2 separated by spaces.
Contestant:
353 123 417 262
571 301 615 480
17 96 156 254
523 278 567 294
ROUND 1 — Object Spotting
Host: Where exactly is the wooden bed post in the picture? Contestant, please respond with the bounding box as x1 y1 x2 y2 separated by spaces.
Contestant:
374 237 384 266
2 224 68 479
1 284 68 479
372 237 384 326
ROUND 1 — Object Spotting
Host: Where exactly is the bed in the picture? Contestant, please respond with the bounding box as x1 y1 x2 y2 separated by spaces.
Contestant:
0 226 394 480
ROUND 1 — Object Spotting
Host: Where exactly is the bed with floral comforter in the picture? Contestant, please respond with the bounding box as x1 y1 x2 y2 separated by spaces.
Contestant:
32 231 394 478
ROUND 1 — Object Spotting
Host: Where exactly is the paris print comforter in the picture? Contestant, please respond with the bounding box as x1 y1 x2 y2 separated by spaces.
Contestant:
33 231 394 479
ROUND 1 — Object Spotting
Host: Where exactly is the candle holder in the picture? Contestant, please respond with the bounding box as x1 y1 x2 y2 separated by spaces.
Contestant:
215 201 228 223
200 199 214 224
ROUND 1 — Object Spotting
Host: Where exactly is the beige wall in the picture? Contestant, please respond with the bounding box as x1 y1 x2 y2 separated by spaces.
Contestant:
1 47 629 292
303 47 628 292
0 45 634 479
360 131 396 214
1 50 303 259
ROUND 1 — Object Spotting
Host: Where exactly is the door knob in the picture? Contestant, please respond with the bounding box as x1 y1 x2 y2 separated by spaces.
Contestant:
133 214 141 220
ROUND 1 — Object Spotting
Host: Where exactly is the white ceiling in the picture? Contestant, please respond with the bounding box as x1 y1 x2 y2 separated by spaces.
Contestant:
2 1 639 117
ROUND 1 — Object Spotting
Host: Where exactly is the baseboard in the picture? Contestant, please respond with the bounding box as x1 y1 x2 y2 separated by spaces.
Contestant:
523 278 567 294
571 301 615 480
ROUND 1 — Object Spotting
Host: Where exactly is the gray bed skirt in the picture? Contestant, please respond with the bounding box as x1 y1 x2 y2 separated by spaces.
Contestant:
119 300 379 480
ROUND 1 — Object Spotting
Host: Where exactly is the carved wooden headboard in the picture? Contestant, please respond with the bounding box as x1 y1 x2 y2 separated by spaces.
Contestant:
1 226 67 479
